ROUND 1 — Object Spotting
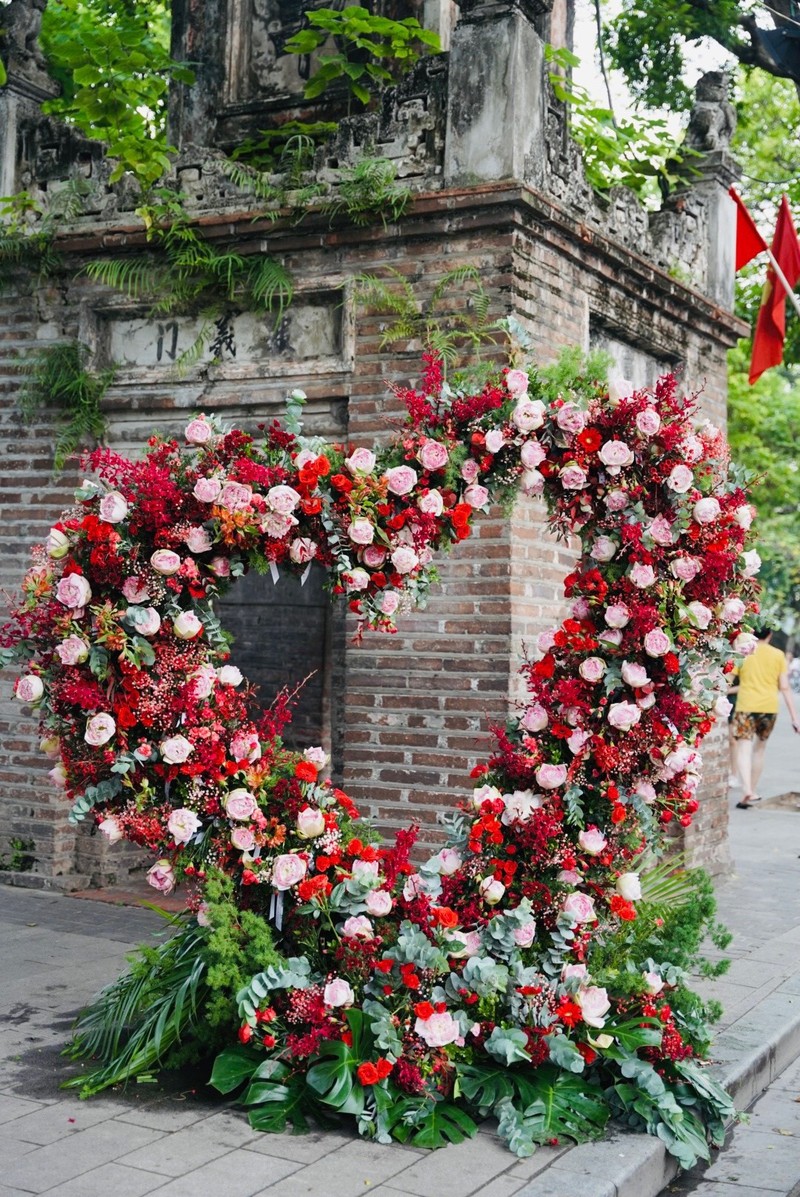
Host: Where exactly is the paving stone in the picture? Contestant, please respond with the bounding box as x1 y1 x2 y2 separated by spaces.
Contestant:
3 1121 164 1193
0 1096 44 1125
375 1129 515 1197
117 1110 260 1176
37 1162 169 1197
695 1127 800 1191
239 1128 357 1163
138 1149 301 1196
250 1138 421 1196
113 1102 216 1133
10 1099 122 1145
0 1130 39 1163
502 1146 571 1182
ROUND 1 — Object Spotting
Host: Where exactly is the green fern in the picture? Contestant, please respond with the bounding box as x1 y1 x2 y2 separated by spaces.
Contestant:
324 157 410 227
16 341 115 472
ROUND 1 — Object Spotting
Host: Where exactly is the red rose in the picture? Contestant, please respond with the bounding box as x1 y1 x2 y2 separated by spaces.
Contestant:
414 1001 435 1020
357 1062 379 1086
295 761 317 783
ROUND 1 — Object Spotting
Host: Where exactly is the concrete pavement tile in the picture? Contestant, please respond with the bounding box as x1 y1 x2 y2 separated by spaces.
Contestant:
511 1172 616 1197
37 1162 169 1197
0 1131 39 1163
697 1127 800 1191
113 1102 214 1132
11 1099 122 1144
136 1149 301 1196
239 1128 358 1163
372 1129 515 1197
250 1138 421 1196
547 1133 676 1197
502 1146 570 1183
770 1054 800 1091
117 1109 260 1176
3 1120 164 1194
0 1096 44 1125
665 1183 786 1196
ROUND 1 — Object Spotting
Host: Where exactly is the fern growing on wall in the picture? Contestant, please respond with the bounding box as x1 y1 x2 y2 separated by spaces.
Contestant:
16 341 116 472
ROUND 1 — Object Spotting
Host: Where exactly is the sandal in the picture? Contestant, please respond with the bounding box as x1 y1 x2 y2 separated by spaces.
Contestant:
735 801 752 809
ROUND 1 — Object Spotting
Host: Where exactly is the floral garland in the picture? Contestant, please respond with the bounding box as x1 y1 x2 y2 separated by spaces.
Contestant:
2 355 759 1164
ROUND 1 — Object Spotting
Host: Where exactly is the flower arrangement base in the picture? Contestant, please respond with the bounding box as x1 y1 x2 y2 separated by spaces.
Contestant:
2 351 757 1167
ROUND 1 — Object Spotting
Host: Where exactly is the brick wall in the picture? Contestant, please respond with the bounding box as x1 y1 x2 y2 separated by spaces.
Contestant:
0 184 743 883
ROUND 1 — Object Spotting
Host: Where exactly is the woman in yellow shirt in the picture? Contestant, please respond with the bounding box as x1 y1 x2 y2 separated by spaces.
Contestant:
733 628 800 808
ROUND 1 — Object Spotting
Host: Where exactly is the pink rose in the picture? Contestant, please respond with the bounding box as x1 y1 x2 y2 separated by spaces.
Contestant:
173 611 203 640
217 665 243 686
485 428 506 454
49 762 67 788
56 574 92 608
225 789 258 820
513 921 537 948
231 826 256 852
85 713 116 746
461 459 480 483
342 915 373 939
209 556 231 577
616 873 642 901
436 847 463 876
218 481 253 512
733 504 754 530
378 591 400 616
644 628 670 657
555 403 585 434
46 528 70 558
686 601 712 629
590 536 617 562
348 517 375 546
272 853 308 891
505 368 529 397
521 703 548 732
671 556 703 582
415 1010 462 1047
720 597 746 624
479 876 506 905
267 485 301 514
150 549 181 576
99 491 128 523
579 657 606 683
621 661 649 687
576 985 610 1028
598 440 634 472
98 816 123 844
122 576 149 603
15 675 44 702
604 603 630 628
361 545 386 567
463 484 489 509
418 489 444 516
191 664 217 698
600 628 623 647
537 628 557 653
607 377 633 405
365 889 394 916
344 568 369 592
128 607 161 637
605 489 629 512
535 763 567 790
560 464 588 490
345 447 376 475
562 962 589 983
193 477 222 503
521 439 547 469
390 545 418 575
185 415 214 444
567 727 591 754
384 465 418 496
741 549 761 577
635 408 661 436
184 526 213 554
683 435 703 462
693 497 721 525
56 636 89 665
578 826 607 856
290 537 317 565
418 439 449 471
607 701 641 731
647 515 674 547
41 735 62 758
323 977 354 1007
303 746 327 772
296 807 326 839
502 790 543 824
635 780 657 803
147 860 176 894
167 808 202 845
230 729 261 762
563 891 596 923
629 562 656 589
512 399 546 432
160 734 194 764
643 971 664 995
472 783 502 809
261 512 297 539
667 465 694 493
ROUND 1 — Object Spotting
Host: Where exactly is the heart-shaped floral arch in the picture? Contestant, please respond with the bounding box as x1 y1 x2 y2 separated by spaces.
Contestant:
2 352 759 1163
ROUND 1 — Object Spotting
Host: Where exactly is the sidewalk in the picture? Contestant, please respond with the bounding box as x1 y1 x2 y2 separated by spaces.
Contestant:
2 764 800 1196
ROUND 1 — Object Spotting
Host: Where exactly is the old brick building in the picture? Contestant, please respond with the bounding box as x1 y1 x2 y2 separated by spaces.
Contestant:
0 0 746 887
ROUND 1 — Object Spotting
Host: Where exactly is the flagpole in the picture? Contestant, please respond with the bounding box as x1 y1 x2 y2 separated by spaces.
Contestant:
765 246 800 321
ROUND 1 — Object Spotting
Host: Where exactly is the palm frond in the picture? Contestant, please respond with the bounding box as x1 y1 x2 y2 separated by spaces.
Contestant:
636 852 697 908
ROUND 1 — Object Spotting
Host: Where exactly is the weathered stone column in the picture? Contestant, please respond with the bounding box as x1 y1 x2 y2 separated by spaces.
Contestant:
0 0 59 198
444 0 552 185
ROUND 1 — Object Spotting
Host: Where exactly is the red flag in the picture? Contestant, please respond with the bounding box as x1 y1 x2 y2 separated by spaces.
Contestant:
729 187 768 270
749 195 800 384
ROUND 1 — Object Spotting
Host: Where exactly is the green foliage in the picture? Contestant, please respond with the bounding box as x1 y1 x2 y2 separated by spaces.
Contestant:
0 837 36 872
39 0 193 186
546 45 699 203
16 341 115 473
285 6 440 107
0 182 94 289
64 916 209 1096
355 265 502 369
230 122 339 172
222 135 328 219
323 156 410 226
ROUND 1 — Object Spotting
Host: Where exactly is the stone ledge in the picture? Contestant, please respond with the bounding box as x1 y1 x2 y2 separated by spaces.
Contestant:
0 869 92 892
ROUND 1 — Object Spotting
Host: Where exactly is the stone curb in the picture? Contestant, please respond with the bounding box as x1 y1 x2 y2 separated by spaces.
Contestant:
514 972 800 1197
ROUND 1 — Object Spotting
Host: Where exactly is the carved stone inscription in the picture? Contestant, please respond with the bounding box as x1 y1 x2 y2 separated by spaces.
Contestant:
102 301 342 374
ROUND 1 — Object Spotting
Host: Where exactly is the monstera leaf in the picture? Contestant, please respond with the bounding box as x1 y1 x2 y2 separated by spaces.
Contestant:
515 1067 609 1146
392 1096 479 1149
305 1008 372 1116
209 1044 266 1094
